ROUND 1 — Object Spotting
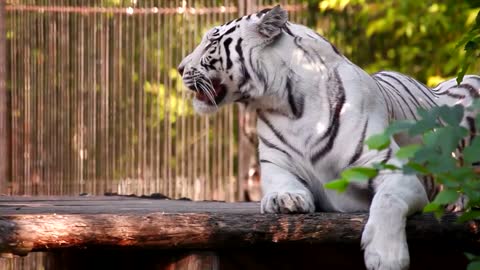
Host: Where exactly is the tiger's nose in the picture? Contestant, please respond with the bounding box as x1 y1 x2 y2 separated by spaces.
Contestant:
177 64 185 76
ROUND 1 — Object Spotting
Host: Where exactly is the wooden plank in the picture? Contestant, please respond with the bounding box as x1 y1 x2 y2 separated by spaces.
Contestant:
0 195 260 215
0 196 478 258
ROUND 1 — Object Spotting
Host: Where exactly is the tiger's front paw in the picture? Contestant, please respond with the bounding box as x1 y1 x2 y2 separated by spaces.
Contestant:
260 191 315 214
361 219 409 270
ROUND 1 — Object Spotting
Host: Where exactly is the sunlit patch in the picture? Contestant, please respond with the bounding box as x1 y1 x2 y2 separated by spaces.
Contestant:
316 121 326 134
340 102 351 114
300 62 325 73
454 100 465 105
292 48 326 74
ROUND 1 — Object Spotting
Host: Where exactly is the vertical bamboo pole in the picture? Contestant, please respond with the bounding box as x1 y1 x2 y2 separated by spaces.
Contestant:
155 0 162 195
180 1 187 199
90 1 98 195
23 3 31 196
38 3 45 195
0 0 10 195
192 1 199 200
63 0 70 195
9 2 17 195
236 0 260 202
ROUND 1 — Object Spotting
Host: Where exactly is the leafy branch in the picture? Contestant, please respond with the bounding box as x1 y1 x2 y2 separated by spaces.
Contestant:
325 101 480 269
456 2 480 84
326 101 480 219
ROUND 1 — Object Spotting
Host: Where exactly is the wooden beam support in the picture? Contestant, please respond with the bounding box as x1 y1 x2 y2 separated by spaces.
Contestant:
0 196 478 257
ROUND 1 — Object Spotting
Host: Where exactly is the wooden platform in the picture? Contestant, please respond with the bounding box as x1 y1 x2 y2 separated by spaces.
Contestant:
0 195 478 270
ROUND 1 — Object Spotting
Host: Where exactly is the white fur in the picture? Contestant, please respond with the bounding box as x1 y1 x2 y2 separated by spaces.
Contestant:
260 162 316 213
179 5 480 270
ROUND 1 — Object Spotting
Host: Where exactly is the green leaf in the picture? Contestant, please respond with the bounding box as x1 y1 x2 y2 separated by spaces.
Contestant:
423 202 440 213
426 156 457 174
470 99 480 111
457 44 478 85
324 179 349 192
448 168 477 183
341 167 378 182
438 104 464 126
385 120 415 136
464 252 478 261
438 169 475 188
372 162 399 171
455 28 480 50
420 126 467 156
467 261 480 270
395 144 421 159
458 210 480 223
477 115 480 131
464 137 480 165
423 202 445 220
464 189 480 205
439 126 468 153
413 146 438 163
439 178 461 189
402 162 430 175
408 119 438 136
433 189 459 205
365 133 390 150
476 10 480 26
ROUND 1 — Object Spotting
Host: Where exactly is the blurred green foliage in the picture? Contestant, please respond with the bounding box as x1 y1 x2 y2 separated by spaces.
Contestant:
303 0 480 86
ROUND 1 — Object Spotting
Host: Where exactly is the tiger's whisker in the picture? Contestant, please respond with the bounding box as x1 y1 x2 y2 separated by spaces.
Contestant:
198 81 218 106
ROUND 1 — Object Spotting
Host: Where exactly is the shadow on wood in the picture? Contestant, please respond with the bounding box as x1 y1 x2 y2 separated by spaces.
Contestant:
39 244 469 270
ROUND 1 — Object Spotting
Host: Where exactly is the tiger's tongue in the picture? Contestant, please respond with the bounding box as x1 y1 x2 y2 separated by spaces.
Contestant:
196 92 209 101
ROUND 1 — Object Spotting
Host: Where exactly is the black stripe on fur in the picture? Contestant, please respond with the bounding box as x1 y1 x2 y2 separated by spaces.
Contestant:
258 113 303 157
223 38 233 70
311 68 345 163
258 135 292 159
348 119 368 165
286 77 304 119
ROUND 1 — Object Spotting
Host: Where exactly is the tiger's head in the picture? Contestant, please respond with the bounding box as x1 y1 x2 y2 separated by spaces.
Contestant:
178 5 292 114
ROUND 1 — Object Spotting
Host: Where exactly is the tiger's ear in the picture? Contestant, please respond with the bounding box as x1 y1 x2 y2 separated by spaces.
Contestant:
257 5 288 39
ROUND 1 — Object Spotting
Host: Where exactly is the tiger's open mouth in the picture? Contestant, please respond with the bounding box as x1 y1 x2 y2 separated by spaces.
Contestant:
194 78 227 105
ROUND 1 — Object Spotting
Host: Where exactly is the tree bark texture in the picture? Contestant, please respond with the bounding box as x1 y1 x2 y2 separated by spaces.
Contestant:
0 196 478 257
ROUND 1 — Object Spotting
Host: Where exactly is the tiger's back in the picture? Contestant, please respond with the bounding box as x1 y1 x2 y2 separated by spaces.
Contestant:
373 70 480 202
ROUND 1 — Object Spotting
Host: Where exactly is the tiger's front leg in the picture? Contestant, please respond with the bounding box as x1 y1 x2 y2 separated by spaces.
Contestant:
259 161 315 214
361 142 429 270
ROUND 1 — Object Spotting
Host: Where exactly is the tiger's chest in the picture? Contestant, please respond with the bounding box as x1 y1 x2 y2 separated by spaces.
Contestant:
256 110 353 180
256 106 374 212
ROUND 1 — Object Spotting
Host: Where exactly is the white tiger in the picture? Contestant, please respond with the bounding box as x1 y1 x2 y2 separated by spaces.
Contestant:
178 5 480 270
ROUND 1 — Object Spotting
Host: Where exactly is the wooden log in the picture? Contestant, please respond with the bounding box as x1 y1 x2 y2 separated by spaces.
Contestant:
0 196 478 257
